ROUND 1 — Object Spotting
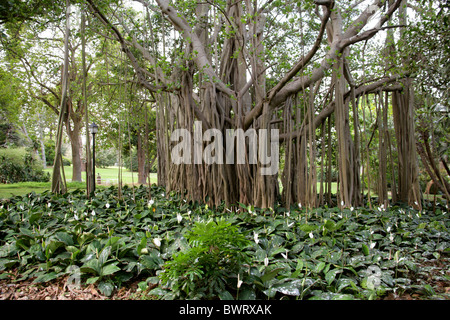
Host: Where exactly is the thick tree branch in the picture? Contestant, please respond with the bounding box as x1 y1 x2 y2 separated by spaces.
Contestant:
155 0 236 98
85 0 167 93
245 0 403 130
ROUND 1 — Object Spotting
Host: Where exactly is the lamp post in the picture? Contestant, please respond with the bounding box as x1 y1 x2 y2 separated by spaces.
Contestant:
89 122 98 192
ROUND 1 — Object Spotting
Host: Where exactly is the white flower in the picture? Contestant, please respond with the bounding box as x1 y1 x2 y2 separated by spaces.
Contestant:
153 238 161 248
177 213 183 223
74 214 79 221
237 274 243 289
286 211 290 217
298 203 302 209
414 201 419 206
370 242 376 249
105 203 110 209
253 232 259 244
350 207 354 212
264 257 269 267
91 210 96 216
341 200 345 207
47 203 51 208
148 199 154 206
387 226 391 232
309 232 314 239
187 210 191 215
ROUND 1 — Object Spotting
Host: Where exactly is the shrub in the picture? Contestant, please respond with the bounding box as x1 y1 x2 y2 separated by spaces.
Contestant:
96 148 117 168
159 218 251 299
0 148 50 183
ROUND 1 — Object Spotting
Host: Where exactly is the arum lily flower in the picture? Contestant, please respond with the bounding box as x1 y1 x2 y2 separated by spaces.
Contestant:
264 257 269 267
177 213 183 223
237 274 243 289
153 238 161 248
253 232 259 244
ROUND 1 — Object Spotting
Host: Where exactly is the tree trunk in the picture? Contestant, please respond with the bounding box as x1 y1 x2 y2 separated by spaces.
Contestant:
137 130 148 184
67 117 83 182
51 0 70 194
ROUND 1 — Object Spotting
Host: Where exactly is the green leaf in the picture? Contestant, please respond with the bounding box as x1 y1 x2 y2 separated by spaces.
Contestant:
80 259 101 275
273 279 302 296
238 288 256 300
362 243 370 256
299 224 318 233
260 267 284 283
219 290 234 300
86 276 99 284
33 272 58 283
325 268 341 285
314 261 326 273
323 219 336 231
98 281 114 296
99 246 111 266
101 262 121 276
56 232 74 246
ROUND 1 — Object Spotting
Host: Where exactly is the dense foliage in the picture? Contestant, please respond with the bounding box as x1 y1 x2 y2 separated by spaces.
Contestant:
1 185 448 300
0 148 50 183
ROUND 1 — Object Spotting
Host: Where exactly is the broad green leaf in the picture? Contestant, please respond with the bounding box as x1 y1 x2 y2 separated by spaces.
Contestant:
101 262 121 276
260 267 284 283
273 279 302 296
56 232 74 246
219 290 234 300
238 288 256 300
331 293 354 300
362 244 370 256
323 219 336 231
99 246 111 266
325 268 341 285
81 259 101 275
314 261 326 273
86 276 99 284
299 224 318 233
33 272 58 283
98 281 114 296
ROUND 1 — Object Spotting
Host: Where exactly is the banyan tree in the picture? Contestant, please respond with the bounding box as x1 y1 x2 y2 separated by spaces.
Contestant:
86 0 422 210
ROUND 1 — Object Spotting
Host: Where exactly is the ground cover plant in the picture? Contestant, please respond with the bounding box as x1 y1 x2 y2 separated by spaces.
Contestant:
0 185 449 300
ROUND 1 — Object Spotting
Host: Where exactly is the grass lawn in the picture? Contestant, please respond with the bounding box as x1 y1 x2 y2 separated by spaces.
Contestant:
45 166 157 185
0 166 157 199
